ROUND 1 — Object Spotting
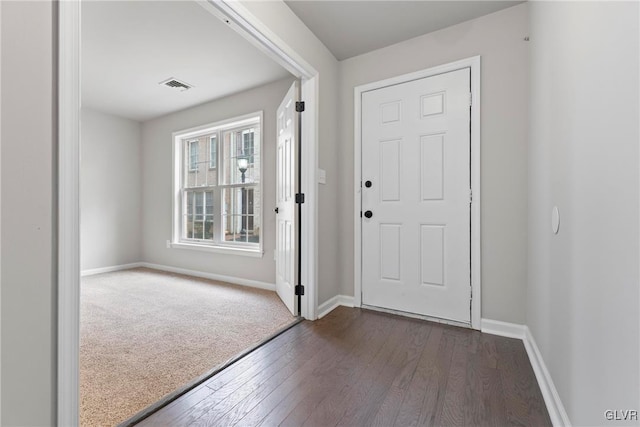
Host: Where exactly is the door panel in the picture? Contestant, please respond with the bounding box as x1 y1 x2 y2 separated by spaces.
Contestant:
380 139 401 201
361 68 471 324
275 81 298 315
420 134 444 201
420 225 445 286
380 223 402 281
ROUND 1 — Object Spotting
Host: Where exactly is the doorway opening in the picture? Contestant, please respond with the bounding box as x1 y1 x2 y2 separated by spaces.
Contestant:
58 1 319 425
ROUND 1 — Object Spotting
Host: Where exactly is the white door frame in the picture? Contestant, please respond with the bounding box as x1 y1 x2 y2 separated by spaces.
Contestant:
353 56 481 330
57 1 320 425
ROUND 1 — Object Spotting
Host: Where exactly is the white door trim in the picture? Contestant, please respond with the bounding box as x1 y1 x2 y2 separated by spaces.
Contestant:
57 1 319 425
0 1 3 420
58 1 81 425
353 56 481 330
202 0 318 321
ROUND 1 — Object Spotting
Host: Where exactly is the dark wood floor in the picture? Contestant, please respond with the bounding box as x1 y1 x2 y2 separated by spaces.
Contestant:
137 307 551 427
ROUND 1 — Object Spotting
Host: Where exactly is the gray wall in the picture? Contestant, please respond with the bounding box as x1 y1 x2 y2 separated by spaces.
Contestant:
527 2 639 424
81 108 142 270
338 4 530 323
0 1 56 425
141 78 294 283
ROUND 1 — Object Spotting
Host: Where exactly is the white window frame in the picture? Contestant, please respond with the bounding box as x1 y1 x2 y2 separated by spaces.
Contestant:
172 111 264 257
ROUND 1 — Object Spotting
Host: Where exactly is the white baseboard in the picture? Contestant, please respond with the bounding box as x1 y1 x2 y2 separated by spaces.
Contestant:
140 262 276 292
524 326 572 427
481 318 527 339
81 262 276 292
318 295 355 318
81 262 144 277
481 318 571 427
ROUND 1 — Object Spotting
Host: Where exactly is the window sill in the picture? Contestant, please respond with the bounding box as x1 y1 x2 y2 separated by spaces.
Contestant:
171 242 263 258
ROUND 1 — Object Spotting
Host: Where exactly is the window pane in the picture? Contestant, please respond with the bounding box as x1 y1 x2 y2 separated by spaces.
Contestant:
195 192 203 221
186 139 204 187
189 140 198 170
187 191 194 215
206 191 214 215
184 190 214 242
242 130 255 165
184 191 194 239
209 136 217 169
221 126 260 185
222 187 259 244
204 219 214 240
185 137 218 188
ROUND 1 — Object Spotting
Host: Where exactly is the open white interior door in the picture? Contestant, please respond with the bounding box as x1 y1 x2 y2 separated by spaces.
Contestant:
275 81 299 315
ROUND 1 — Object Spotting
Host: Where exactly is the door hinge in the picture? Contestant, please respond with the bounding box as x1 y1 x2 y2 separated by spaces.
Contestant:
469 188 473 204
295 101 305 112
295 285 305 295
295 193 305 204
469 92 472 107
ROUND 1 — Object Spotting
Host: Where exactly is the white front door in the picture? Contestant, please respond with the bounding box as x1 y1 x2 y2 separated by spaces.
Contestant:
361 68 471 324
275 81 299 315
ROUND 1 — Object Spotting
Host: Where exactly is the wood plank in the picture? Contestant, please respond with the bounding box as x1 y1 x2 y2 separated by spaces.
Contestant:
391 327 452 427
168 308 363 426
473 332 500 369
137 324 314 427
203 332 333 427
435 339 469 426
224 308 374 426
495 336 552 426
255 310 396 426
143 327 313 426
463 352 507 427
294 313 413 427
334 318 432 427
136 385 214 427
136 308 551 427
188 320 336 426
280 312 402 426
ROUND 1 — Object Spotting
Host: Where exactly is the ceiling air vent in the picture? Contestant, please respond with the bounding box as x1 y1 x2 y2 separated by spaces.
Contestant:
159 77 193 92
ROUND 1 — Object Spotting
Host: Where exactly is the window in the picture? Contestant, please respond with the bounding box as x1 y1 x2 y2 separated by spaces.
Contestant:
173 113 262 254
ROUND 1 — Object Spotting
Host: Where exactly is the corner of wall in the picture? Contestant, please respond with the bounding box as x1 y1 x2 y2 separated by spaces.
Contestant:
523 326 572 426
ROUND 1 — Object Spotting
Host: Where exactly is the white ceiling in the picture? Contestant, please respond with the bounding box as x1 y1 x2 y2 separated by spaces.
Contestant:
82 1 291 122
285 0 524 61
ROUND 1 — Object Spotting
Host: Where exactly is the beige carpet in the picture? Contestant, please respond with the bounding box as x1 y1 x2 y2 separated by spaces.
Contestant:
80 267 294 427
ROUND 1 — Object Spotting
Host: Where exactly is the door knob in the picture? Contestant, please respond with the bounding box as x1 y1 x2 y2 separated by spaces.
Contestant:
364 210 373 218
365 180 372 188
275 207 279 214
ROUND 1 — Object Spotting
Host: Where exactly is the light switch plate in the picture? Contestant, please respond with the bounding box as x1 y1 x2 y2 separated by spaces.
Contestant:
318 168 326 184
